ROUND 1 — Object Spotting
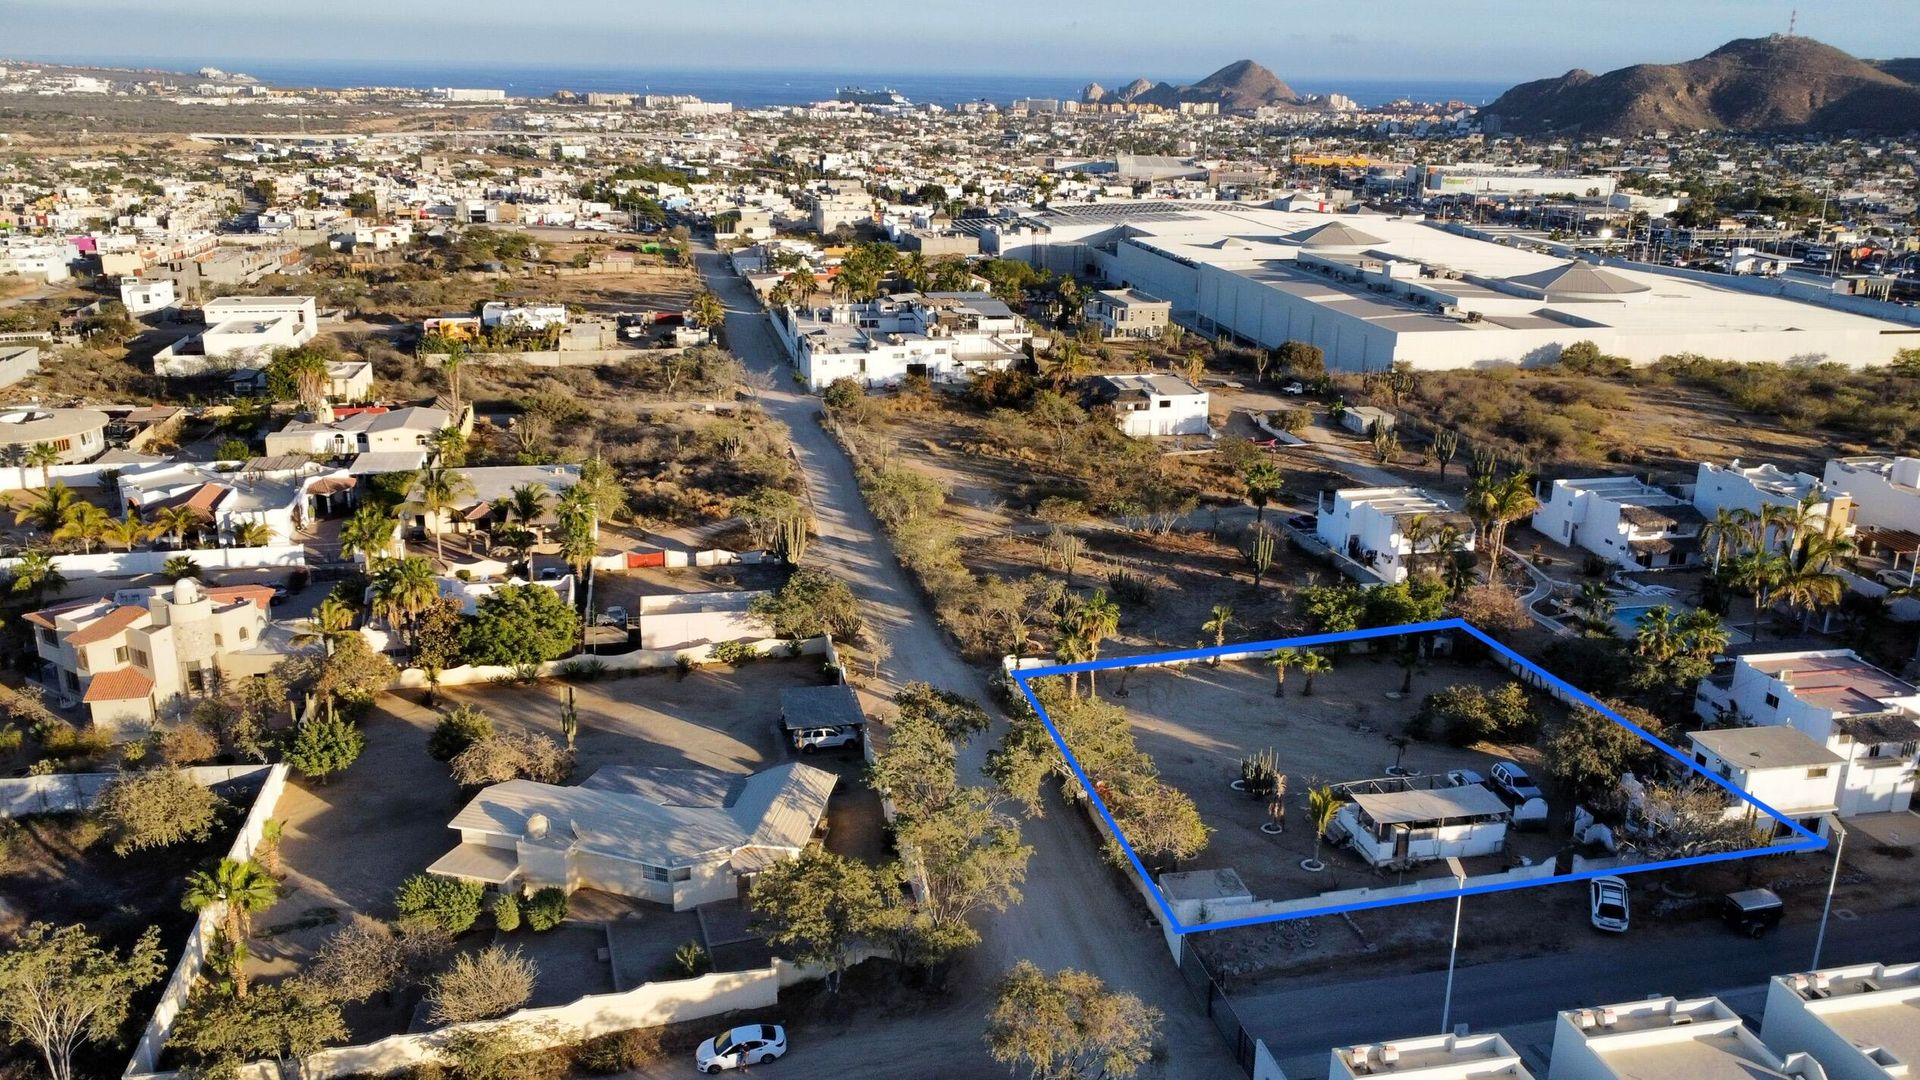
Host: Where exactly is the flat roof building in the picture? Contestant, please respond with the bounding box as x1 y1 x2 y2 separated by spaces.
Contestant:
1762 962 1920 1080
1331 1032 1536 1079
1546 995 1827 1080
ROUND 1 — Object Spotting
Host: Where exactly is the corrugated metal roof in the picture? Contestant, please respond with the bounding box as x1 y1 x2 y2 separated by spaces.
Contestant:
1351 785 1510 825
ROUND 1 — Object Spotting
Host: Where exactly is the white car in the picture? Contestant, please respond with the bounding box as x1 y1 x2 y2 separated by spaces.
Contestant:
793 726 860 753
1589 876 1629 933
1280 379 1306 395
696 1024 787 1073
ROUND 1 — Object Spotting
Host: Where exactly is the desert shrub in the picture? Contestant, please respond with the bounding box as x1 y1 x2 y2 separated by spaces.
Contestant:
672 940 710 978
395 874 485 934
428 704 494 761
558 658 608 682
156 722 220 766
427 945 537 1024
524 887 569 932
1422 682 1538 747
708 640 759 665
492 892 522 932
572 1028 664 1074
94 768 221 854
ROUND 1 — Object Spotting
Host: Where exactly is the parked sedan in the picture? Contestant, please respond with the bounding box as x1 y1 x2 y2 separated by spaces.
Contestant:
1589 876 1629 933
696 1024 787 1073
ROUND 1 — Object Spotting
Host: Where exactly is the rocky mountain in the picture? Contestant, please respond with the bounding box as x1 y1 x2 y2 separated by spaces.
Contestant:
1878 57 1920 84
1482 36 1920 135
1082 60 1307 112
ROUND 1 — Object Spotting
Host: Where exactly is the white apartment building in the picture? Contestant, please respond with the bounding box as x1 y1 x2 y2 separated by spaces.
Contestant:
773 292 1034 391
1330 1032 1535 1079
118 276 178 316
1693 461 1856 549
1695 650 1920 817
1531 476 1704 569
154 295 318 377
1763 962 1920 1080
1823 456 1920 536
1685 726 1845 838
0 237 78 283
1546 996 1827 1080
1089 374 1210 437
1316 487 1476 584
810 189 871 234
1085 288 1172 340
26 580 273 738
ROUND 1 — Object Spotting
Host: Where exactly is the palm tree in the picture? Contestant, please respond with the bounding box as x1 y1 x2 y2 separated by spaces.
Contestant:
8 549 66 605
1572 580 1616 634
339 504 398 568
1676 608 1731 661
1307 786 1348 865
101 514 154 553
1777 554 1846 632
1074 589 1121 696
23 442 61 488
1201 604 1234 660
51 502 111 553
1633 604 1681 659
1054 630 1093 701
900 250 931 292
438 347 468 417
1297 650 1333 695
162 555 203 582
505 482 551 531
428 425 468 467
293 594 356 656
1699 508 1750 574
1730 549 1788 640
13 482 80 534
555 484 599 585
1242 461 1283 524
415 465 474 563
230 521 275 548
1269 648 1302 697
181 859 279 998
689 289 726 330
1466 473 1540 590
372 555 439 650
151 505 206 549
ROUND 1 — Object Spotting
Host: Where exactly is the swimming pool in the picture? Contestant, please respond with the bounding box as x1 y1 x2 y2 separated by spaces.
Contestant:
1609 599 1749 644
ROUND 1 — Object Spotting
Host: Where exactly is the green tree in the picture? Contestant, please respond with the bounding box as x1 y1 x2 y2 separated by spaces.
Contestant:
749 568 863 641
462 583 580 665
749 849 896 991
8 548 67 605
985 960 1162 1080
94 768 220 855
429 703 494 761
338 504 398 567
371 555 439 651
170 980 346 1080
284 712 366 781
1544 700 1667 803
0 922 166 1080
395 874 485 934
1107 775 1210 867
1466 472 1541 590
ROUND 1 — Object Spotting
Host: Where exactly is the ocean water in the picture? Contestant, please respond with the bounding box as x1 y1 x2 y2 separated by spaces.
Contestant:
22 55 1511 108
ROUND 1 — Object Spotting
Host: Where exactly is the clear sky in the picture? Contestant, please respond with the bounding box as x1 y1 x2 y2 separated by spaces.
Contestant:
8 0 1920 83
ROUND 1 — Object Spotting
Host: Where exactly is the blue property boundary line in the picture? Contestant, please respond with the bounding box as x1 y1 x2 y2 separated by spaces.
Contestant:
1009 617 1826 935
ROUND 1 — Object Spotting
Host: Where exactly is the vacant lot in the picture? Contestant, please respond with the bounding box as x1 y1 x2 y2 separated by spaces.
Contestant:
1105 654 1563 906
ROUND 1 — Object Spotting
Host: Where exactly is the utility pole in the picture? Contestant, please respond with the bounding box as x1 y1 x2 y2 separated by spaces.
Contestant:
1811 816 1846 971
1440 856 1466 1035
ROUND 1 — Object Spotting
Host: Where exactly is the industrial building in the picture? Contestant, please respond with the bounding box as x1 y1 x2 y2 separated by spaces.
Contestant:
982 203 1915 371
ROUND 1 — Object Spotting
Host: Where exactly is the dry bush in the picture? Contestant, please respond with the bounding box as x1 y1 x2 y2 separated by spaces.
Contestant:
428 945 538 1025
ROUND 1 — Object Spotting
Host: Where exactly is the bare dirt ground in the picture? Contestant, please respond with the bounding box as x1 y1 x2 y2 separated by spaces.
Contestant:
1106 656 1562 905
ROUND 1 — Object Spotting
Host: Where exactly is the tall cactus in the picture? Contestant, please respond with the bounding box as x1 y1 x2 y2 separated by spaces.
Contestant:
776 511 809 566
560 686 579 751
1245 524 1276 588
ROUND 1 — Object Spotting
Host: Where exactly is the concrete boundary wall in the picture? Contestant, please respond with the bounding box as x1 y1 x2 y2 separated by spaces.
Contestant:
0 763 271 817
390 634 831 690
126 764 289 1076
469 347 679 367
0 544 306 580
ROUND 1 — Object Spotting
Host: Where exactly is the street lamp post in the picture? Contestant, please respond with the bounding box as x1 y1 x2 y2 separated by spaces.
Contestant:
1811 815 1847 972
1440 856 1466 1035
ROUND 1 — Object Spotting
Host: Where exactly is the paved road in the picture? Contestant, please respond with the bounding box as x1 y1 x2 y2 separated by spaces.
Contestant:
1251 902 1920 1078
619 246 1242 1079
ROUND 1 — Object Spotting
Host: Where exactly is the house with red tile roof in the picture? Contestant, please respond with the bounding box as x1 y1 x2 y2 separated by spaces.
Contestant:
27 579 274 738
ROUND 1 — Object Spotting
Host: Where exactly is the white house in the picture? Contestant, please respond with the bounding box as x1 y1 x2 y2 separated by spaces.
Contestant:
404 464 579 541
1089 374 1210 438
1546 996 1827 1080
1762 962 1920 1080
1531 476 1704 570
1693 460 1856 549
1330 1032 1535 1079
1331 783 1512 868
118 276 177 316
428 763 836 910
772 292 1035 391
1339 404 1397 437
1684 726 1845 838
1316 487 1475 584
480 301 568 331
154 295 318 377
1695 650 1920 817
117 458 353 546
264 404 448 458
